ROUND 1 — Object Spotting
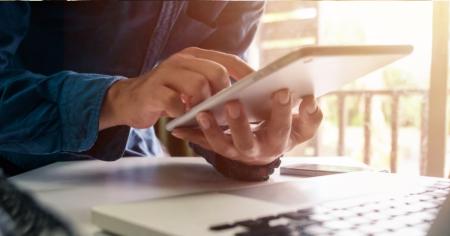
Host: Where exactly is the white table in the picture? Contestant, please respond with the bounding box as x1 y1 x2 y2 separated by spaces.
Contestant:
10 156 363 235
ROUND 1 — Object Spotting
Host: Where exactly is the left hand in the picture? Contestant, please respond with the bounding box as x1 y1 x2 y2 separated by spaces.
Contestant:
171 89 323 166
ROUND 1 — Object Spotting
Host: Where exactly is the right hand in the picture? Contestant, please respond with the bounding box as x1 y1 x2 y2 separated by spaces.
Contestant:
99 47 254 130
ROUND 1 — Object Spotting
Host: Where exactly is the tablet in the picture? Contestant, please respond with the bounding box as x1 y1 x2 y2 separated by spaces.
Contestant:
166 45 413 131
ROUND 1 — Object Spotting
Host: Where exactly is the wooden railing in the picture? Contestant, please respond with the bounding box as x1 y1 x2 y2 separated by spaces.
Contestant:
260 1 449 177
312 89 430 174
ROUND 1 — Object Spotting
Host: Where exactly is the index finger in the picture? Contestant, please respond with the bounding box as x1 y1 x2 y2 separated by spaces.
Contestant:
180 47 255 80
168 54 231 94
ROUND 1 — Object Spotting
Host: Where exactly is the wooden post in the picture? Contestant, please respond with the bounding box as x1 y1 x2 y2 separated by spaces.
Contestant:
425 1 449 177
390 93 399 173
337 94 346 156
364 95 372 165
420 93 428 175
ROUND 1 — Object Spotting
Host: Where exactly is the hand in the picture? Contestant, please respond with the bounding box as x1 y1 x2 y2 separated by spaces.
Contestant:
99 47 254 130
171 90 323 166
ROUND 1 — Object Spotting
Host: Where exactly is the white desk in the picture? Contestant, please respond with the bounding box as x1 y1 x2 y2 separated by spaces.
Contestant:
9 156 362 235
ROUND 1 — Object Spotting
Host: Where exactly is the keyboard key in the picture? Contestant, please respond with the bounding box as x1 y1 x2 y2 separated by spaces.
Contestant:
236 225 292 236
401 214 429 227
390 227 426 236
311 206 332 214
329 210 356 219
364 212 390 222
322 220 354 230
414 222 431 232
412 211 437 223
344 216 373 226
428 189 449 197
280 211 310 220
334 230 366 236
356 224 389 234
309 213 336 222
289 218 321 228
403 204 428 214
385 208 410 219
268 218 290 227
260 215 279 222
417 201 440 210
302 225 332 235
369 220 407 232
235 219 269 229
297 209 315 215
210 223 236 231
434 181 450 189
351 205 382 216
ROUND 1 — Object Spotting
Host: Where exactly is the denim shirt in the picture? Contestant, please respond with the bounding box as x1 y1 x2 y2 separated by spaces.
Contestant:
0 2 264 175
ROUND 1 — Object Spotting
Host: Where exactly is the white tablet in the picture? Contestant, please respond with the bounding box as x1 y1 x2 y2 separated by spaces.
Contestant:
166 45 413 131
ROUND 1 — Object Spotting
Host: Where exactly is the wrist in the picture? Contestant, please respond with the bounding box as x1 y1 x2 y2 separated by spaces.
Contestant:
190 143 282 181
99 79 132 130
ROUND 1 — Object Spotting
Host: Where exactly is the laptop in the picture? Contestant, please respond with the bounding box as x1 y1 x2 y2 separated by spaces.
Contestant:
92 172 450 236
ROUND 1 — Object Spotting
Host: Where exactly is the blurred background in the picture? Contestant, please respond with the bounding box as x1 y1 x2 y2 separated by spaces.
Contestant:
158 1 450 178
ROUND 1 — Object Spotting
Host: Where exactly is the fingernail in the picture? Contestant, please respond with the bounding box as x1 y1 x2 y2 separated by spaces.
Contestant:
226 148 239 158
277 90 290 105
196 113 210 129
171 130 183 138
227 104 240 119
180 94 189 104
307 102 318 114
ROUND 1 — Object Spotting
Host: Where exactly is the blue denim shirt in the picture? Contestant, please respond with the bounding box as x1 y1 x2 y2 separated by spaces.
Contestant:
0 2 264 175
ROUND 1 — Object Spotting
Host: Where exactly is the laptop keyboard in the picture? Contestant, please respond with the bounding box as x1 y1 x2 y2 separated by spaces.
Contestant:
210 180 450 236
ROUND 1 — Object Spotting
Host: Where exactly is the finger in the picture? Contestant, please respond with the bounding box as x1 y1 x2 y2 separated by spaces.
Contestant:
171 128 211 150
154 86 185 117
196 112 240 159
291 96 323 143
161 67 212 105
299 95 322 121
180 47 254 80
265 89 292 154
168 54 231 93
224 101 260 157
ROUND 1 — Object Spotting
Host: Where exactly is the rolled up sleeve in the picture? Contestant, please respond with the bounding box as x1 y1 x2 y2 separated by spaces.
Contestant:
0 3 129 161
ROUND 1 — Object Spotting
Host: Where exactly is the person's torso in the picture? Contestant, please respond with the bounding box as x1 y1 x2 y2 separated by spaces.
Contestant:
18 1 227 78
2 2 229 175
0 1 227 175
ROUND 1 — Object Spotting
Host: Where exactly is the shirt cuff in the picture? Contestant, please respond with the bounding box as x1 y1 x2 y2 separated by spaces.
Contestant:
81 125 130 161
190 143 282 181
58 72 126 153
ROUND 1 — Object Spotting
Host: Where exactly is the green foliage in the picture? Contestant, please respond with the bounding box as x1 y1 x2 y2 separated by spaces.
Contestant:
383 67 415 88
347 96 363 126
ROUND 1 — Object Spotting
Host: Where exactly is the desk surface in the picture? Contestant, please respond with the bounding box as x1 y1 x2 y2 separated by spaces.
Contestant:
10 156 361 235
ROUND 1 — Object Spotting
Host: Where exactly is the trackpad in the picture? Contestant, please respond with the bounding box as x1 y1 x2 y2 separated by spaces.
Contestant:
223 182 319 206
222 174 391 207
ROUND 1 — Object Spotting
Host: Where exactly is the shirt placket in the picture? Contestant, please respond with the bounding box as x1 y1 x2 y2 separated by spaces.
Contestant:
139 1 187 74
